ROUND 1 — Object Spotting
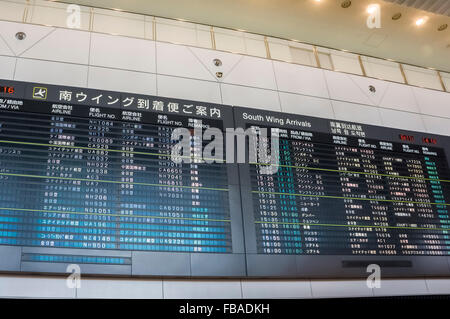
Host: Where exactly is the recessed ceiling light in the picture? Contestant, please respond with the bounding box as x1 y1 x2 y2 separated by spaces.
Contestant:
416 18 426 26
341 0 351 9
392 13 402 20
438 24 448 31
367 5 377 14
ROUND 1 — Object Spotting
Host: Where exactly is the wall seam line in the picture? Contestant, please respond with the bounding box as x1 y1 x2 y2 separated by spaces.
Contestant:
410 86 430 133
322 70 337 119
154 40 158 95
0 31 16 56
186 45 221 82
12 55 18 80
86 31 92 87
17 27 56 57
161 279 165 299
309 279 314 298
271 60 282 111
423 276 431 295
218 82 223 104
220 55 244 84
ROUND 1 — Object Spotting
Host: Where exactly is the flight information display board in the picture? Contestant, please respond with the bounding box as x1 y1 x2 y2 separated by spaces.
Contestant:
235 107 450 277
1 79 450 278
0 80 245 277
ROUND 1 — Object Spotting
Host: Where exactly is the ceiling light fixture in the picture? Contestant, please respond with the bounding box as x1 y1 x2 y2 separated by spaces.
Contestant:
341 0 351 9
367 5 377 14
438 24 448 31
415 18 426 26
392 13 402 20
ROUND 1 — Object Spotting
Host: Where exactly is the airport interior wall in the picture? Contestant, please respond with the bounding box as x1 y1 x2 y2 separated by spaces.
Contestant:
0 17 450 298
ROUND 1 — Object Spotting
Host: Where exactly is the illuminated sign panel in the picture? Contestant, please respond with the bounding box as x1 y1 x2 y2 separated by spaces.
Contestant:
0 86 14 94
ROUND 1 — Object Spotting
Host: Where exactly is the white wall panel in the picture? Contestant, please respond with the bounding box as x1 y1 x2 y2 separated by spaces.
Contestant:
0 0 27 22
214 27 246 55
0 275 76 298
288 42 316 67
331 101 382 126
413 87 450 118
222 56 277 90
328 50 363 75
90 33 155 73
77 278 163 299
190 46 242 81
403 64 442 91
425 279 450 295
221 84 280 111
156 42 214 81
0 20 54 56
441 72 450 92
361 56 404 83
14 58 88 86
267 38 292 63
0 56 15 79
92 9 145 38
157 75 221 104
242 280 312 299
156 18 199 46
422 115 450 136
349 75 390 106
30 0 91 31
155 17 211 48
88 66 156 95
144 16 154 40
279 92 334 119
379 108 426 132
0 35 14 56
274 61 329 98
21 29 90 64
311 280 373 298
324 70 375 106
379 82 420 113
243 33 267 58
373 279 429 297
163 280 242 299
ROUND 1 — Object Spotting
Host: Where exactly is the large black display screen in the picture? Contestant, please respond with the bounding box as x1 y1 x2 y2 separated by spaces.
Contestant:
0 80 245 277
235 107 450 277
